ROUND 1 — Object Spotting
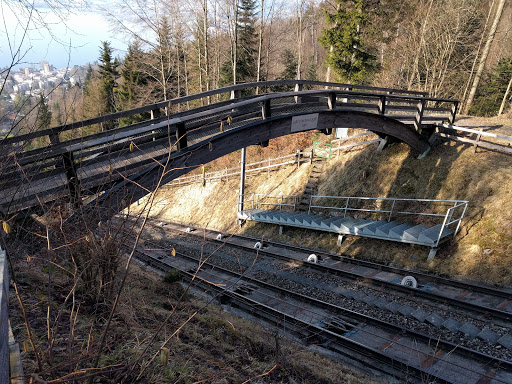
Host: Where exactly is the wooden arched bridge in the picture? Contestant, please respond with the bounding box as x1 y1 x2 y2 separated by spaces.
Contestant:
0 80 458 220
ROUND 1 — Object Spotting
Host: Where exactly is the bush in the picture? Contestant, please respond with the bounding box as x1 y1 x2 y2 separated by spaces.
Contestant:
163 268 181 284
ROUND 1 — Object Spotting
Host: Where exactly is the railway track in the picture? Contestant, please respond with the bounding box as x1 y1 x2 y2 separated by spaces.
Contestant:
117 215 512 383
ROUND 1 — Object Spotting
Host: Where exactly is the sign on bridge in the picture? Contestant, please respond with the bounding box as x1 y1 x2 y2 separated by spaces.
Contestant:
291 113 319 132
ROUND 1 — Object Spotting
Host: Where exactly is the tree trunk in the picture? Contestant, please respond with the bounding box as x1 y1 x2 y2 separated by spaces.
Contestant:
464 0 506 114
498 74 512 115
461 0 496 109
203 0 210 103
296 0 305 80
233 0 239 85
408 0 434 91
256 0 264 94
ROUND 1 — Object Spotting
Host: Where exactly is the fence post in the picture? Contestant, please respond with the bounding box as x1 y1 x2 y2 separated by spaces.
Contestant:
231 89 241 100
49 131 60 145
473 128 483 153
328 92 336 110
414 99 425 133
151 108 161 141
378 95 386 115
450 101 458 125
343 197 350 217
388 199 396 222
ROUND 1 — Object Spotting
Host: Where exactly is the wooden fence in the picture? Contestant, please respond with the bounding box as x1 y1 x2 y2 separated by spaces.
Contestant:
434 123 512 155
164 131 381 187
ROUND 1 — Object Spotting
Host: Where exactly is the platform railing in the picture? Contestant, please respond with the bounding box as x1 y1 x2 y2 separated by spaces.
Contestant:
238 193 297 212
308 195 468 245
255 194 297 212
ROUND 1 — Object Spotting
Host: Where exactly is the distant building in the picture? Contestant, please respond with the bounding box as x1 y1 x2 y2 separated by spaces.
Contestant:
24 67 30 76
43 63 50 74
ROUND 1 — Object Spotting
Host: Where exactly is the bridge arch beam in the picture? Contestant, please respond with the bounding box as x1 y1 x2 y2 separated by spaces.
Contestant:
98 109 430 219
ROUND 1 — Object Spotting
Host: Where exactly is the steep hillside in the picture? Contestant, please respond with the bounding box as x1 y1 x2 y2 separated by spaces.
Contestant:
135 118 512 286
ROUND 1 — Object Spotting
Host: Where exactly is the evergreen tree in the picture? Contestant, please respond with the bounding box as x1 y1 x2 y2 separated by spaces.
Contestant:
148 16 176 102
304 60 318 90
279 49 298 80
37 93 52 131
53 102 63 126
118 42 150 126
237 0 258 82
36 93 52 148
220 0 258 86
272 49 297 91
470 58 512 116
83 64 93 96
98 41 119 130
319 0 379 84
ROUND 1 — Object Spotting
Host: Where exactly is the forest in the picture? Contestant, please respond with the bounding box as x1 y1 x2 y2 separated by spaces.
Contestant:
2 0 512 134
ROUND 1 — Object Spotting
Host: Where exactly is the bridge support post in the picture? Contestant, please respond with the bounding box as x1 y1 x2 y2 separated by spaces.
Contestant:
337 235 344 246
238 147 247 213
328 92 336 110
414 100 425 133
176 122 187 151
449 101 459 124
376 136 389 151
62 152 80 208
294 83 303 104
427 247 438 262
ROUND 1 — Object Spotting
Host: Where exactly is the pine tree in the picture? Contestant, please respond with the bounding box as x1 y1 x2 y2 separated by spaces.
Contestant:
118 42 150 126
98 41 119 130
36 93 52 148
37 93 52 131
220 0 258 86
279 49 298 80
83 64 93 96
272 49 297 91
470 58 512 116
237 0 258 82
319 0 379 84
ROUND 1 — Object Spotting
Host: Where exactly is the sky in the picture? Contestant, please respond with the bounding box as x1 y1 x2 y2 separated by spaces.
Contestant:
0 1 127 70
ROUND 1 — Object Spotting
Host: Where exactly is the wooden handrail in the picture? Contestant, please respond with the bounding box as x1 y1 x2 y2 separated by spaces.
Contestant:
2 85 457 147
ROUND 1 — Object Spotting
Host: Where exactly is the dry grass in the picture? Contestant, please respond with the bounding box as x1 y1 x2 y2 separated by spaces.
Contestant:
8 230 382 383
146 119 512 285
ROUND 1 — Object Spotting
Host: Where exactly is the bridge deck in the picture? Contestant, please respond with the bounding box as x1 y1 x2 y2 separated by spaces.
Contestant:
0 81 458 217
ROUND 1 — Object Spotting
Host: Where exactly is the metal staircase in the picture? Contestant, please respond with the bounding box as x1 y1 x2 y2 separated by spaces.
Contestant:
238 194 468 260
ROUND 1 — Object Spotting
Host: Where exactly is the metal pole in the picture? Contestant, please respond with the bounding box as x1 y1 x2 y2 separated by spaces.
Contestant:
239 147 247 212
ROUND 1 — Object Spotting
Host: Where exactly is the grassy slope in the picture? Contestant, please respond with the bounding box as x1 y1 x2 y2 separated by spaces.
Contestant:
9 252 381 383
140 117 512 286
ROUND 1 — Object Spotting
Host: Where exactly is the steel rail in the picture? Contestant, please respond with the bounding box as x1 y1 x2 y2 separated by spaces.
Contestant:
126 232 512 383
143 218 512 323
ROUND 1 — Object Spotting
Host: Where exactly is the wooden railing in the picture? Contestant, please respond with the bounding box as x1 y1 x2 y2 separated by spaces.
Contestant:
434 123 512 155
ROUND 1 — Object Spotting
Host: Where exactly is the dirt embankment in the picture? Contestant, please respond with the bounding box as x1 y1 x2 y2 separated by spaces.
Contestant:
137 117 512 286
